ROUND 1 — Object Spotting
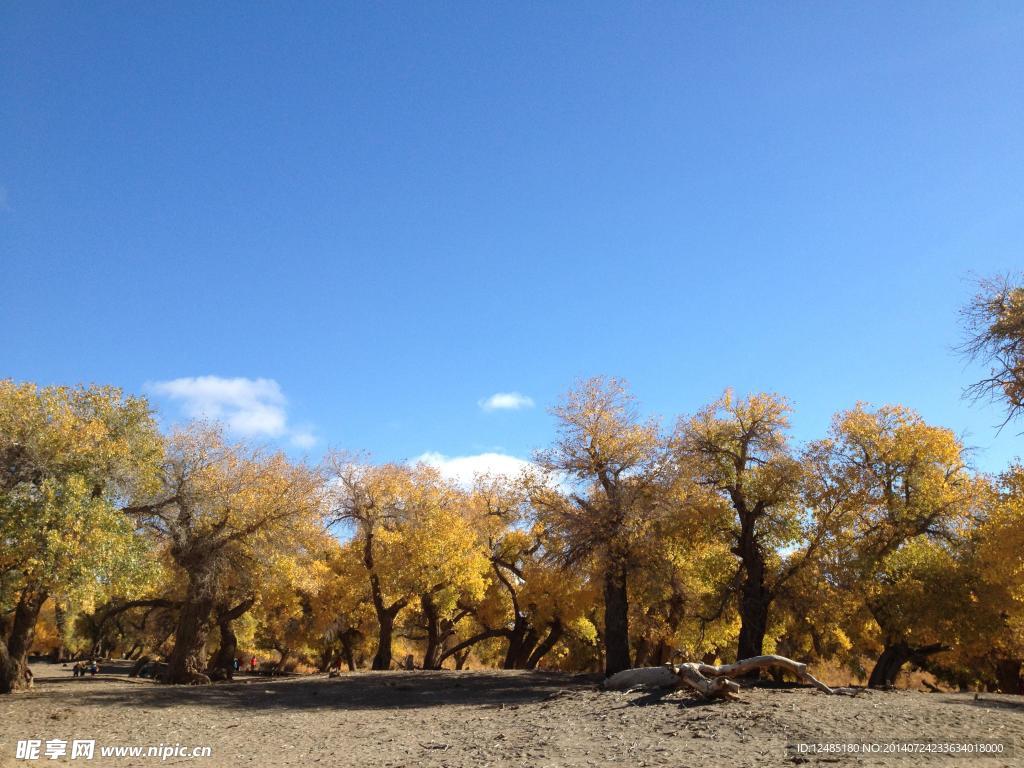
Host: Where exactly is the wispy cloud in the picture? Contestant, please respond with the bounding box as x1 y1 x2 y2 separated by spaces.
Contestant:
413 451 536 486
478 392 534 412
149 375 317 449
290 430 318 449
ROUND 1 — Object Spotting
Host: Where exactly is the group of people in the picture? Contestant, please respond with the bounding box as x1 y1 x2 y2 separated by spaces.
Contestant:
233 656 259 673
71 660 98 677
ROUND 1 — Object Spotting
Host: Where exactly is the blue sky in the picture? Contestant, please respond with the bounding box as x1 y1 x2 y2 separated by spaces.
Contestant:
2 2 1022 478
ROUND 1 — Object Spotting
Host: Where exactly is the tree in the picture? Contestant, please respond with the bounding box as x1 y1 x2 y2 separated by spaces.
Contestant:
407 475 592 671
0 380 162 693
971 465 1024 693
328 460 489 670
810 404 978 687
961 273 1024 425
127 425 326 684
672 391 805 661
306 541 376 671
535 377 665 676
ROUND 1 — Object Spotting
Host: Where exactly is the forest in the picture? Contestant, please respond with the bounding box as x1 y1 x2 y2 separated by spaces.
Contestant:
2 275 1023 697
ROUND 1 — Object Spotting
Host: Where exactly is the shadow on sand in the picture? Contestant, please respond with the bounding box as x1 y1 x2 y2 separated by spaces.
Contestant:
25 669 604 714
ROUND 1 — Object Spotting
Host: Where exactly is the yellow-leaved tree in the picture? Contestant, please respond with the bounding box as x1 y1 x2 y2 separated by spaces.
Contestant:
127 424 327 684
327 459 490 670
809 404 979 687
534 377 666 676
672 391 809 662
0 380 162 693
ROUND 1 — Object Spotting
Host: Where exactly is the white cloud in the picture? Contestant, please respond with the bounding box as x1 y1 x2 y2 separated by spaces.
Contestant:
478 392 535 412
149 376 316 448
413 451 536 486
290 430 318 450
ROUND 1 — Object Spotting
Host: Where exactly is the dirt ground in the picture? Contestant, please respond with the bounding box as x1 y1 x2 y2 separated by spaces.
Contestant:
1 662 1022 767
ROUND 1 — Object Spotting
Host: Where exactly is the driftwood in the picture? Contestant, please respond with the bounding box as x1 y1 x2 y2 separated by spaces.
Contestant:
605 654 837 701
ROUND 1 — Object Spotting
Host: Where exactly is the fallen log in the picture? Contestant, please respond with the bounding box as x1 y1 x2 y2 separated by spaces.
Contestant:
604 654 837 700
603 665 679 690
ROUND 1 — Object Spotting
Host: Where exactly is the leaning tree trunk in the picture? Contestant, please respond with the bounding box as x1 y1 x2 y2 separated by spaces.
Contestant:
504 616 541 670
502 614 531 669
603 558 631 677
0 586 48 694
526 619 564 670
867 641 949 689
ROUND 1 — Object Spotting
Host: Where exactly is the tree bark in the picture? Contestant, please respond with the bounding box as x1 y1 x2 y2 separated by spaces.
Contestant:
436 627 508 667
867 641 949 688
603 558 631 676
340 629 358 671
372 611 396 670
207 598 254 681
502 613 542 670
736 525 770 662
525 620 563 670
995 658 1023 695
632 636 651 668
165 585 214 684
367 561 408 670
0 585 48 693
420 594 445 670
52 601 67 663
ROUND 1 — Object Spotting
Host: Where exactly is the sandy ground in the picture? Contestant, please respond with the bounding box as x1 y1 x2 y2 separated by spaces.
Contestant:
1 662 1022 767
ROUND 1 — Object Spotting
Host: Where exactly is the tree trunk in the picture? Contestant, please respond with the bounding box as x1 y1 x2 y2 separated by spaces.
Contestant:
868 641 948 689
420 594 444 670
502 616 528 669
632 636 651 668
368 569 406 671
340 631 357 671
165 591 214 684
994 658 1022 695
52 601 67 663
502 614 542 670
512 626 540 669
207 598 254 681
372 610 397 670
208 621 238 680
603 559 630 676
0 586 48 693
736 530 770 662
437 627 508 667
653 639 673 666
526 620 564 670
868 642 910 688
